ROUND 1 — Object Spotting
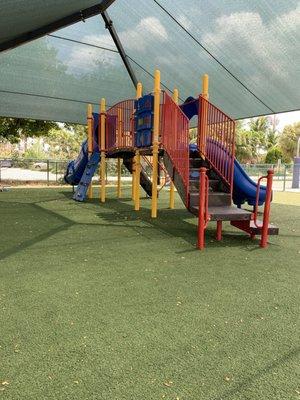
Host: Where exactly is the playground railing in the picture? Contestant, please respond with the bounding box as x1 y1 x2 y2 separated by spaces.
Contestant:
253 169 274 247
198 96 235 192
106 99 135 151
197 167 211 249
161 92 190 201
140 155 170 191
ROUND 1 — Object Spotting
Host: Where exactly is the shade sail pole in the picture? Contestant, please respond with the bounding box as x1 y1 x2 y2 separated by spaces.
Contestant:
101 11 138 89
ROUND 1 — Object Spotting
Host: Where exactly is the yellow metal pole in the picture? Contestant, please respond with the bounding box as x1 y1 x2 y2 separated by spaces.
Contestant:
169 88 179 209
134 150 141 210
151 70 160 218
200 74 209 156
117 157 122 198
202 74 209 100
136 82 142 99
131 156 136 200
87 104 93 199
100 98 106 203
134 82 143 209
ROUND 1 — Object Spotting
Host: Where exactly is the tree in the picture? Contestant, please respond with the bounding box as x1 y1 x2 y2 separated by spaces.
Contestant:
235 127 253 162
265 147 283 163
249 116 270 135
266 130 278 150
46 125 86 160
0 117 58 149
278 122 300 162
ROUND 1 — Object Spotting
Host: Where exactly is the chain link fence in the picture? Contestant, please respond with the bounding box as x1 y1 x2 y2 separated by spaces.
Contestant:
240 164 296 191
0 158 298 191
0 158 132 186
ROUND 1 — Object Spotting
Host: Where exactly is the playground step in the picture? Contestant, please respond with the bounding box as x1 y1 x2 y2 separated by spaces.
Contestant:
189 191 232 207
231 220 279 236
249 220 279 235
190 178 220 192
189 167 203 177
189 157 209 169
190 205 253 221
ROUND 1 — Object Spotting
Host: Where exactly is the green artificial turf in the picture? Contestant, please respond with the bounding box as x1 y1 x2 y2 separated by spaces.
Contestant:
0 187 299 400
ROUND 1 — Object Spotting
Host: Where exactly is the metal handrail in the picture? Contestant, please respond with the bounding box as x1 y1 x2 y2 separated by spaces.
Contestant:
140 155 170 192
252 169 274 248
197 167 211 249
204 174 211 228
253 174 267 228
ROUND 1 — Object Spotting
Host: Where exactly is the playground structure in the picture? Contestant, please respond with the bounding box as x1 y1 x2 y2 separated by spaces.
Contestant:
65 71 279 249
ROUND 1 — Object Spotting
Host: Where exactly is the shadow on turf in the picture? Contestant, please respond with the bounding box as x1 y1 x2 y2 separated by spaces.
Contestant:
0 201 75 261
212 346 300 400
75 193 266 250
0 190 274 262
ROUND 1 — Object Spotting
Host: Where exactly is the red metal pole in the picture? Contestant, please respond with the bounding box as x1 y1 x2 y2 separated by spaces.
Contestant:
197 167 207 250
216 220 222 241
260 169 274 248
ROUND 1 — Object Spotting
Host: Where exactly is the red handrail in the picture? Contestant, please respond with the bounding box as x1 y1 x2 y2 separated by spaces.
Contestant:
161 92 190 203
253 175 267 228
253 170 274 248
197 167 211 249
198 96 235 192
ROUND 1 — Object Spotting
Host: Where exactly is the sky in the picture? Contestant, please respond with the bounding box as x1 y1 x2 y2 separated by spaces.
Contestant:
242 110 300 131
275 110 300 131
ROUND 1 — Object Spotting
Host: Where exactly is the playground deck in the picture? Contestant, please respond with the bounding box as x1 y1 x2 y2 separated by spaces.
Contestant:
0 188 299 400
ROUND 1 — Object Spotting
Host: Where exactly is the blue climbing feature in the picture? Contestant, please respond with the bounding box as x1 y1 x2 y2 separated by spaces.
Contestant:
134 94 154 148
64 113 100 186
73 152 100 202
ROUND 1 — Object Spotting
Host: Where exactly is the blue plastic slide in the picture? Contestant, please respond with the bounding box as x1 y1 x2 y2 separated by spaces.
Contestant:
64 113 100 185
232 158 267 207
204 139 267 207
182 99 268 208
189 140 268 207
64 139 89 185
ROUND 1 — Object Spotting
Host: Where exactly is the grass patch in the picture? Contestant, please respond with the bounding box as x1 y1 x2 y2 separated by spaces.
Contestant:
0 188 299 399
273 191 300 206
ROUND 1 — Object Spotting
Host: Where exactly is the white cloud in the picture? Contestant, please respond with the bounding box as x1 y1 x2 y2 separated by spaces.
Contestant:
202 6 300 81
177 14 193 31
65 44 117 73
119 17 168 51
65 17 168 73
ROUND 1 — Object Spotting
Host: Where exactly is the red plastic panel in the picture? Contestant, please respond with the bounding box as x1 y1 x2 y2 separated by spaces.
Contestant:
106 99 135 151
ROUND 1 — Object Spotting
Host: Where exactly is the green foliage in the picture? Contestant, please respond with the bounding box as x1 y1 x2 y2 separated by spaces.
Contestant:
235 128 253 162
23 140 47 160
266 130 278 150
0 117 58 144
265 147 283 163
249 116 270 134
189 128 197 143
235 124 266 163
278 122 300 162
46 124 86 160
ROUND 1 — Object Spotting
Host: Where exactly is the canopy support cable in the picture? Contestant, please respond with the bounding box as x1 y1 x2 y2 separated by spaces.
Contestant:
153 0 275 113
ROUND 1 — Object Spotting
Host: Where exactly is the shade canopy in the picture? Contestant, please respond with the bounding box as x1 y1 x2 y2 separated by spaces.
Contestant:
0 0 299 123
